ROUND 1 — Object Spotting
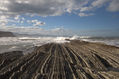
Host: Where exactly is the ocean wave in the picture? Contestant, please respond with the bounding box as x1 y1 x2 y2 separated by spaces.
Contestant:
0 36 71 46
81 38 119 47
0 36 119 55
0 36 119 51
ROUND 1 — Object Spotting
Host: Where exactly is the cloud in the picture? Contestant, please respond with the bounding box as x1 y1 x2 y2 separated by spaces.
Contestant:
80 0 119 13
0 0 119 19
80 7 93 12
91 0 109 7
107 0 119 12
0 26 72 36
78 13 94 17
80 0 110 12
1 0 87 26
27 19 45 26
0 0 88 17
0 15 9 26
0 14 45 26
33 21 45 26
14 15 20 20
0 0 118 25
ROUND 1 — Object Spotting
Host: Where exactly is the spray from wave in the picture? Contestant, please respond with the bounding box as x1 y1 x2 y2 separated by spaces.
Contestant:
1 35 119 46
0 35 119 54
0 36 79 54
80 36 119 47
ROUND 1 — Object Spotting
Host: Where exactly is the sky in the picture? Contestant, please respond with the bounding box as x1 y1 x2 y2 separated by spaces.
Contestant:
0 0 119 36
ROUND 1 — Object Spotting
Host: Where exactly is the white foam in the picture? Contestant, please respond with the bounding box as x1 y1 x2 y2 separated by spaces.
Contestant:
53 37 70 43
70 35 79 40
1 36 119 53
81 38 119 47
79 36 91 39
0 36 71 46
9 46 18 49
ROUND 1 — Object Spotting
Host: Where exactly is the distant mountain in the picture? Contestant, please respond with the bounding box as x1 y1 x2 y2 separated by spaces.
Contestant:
0 31 15 37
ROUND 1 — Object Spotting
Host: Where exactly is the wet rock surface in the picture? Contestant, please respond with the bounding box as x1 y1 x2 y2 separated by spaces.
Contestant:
0 51 23 71
0 40 119 79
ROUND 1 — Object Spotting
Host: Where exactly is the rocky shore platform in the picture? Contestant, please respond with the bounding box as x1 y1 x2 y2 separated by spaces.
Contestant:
0 40 119 79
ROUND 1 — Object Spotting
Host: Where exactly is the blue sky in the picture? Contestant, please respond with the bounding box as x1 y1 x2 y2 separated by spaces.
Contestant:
0 0 119 36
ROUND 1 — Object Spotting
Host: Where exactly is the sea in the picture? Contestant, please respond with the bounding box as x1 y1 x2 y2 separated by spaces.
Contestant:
0 35 119 54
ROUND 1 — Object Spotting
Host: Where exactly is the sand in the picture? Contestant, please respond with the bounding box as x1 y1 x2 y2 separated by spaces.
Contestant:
0 40 119 79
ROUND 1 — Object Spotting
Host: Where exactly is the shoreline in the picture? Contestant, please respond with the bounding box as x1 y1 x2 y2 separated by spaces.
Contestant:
0 40 119 79
0 39 119 54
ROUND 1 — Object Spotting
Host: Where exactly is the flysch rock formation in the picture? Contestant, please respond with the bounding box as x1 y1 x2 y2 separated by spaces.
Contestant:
0 40 119 79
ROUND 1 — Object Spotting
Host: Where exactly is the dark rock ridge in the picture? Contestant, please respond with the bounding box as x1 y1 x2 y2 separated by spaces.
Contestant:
0 51 23 71
0 40 119 79
0 31 15 37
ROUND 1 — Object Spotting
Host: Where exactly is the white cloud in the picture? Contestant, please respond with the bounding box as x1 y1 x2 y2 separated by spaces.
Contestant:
28 19 45 26
10 15 45 26
107 0 119 12
0 26 72 36
20 21 24 24
0 6 8 11
80 0 110 12
0 0 118 25
22 17 25 20
78 13 94 17
14 15 20 20
51 28 63 32
0 15 9 26
80 7 93 12
33 21 45 26
91 0 109 7
79 0 119 15
0 0 88 17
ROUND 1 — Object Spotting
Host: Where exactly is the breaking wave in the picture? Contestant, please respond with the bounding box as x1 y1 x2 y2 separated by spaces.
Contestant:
0 36 78 53
0 36 119 54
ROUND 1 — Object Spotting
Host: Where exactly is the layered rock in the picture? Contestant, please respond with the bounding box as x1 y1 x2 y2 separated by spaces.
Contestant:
0 40 119 79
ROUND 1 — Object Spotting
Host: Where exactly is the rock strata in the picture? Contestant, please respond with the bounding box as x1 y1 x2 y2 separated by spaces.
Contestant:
0 40 119 79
